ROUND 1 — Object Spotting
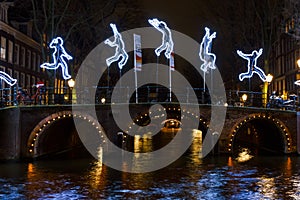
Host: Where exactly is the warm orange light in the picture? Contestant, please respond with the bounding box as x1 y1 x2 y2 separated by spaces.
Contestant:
297 59 300 68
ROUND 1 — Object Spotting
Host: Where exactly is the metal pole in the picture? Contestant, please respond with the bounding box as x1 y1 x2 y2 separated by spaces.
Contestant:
169 64 172 102
135 69 138 103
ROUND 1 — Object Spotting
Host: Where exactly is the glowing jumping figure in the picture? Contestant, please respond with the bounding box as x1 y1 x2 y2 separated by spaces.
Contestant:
237 48 267 82
148 18 174 59
40 37 72 80
0 71 17 86
199 27 217 73
295 80 300 86
105 23 128 70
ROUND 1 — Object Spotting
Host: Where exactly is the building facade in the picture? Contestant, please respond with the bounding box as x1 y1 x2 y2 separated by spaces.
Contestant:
269 1 300 100
0 2 48 104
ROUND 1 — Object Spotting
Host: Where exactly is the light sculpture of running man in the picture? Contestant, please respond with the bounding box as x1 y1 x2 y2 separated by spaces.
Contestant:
105 23 128 70
237 48 267 82
40 37 72 80
199 27 217 73
0 71 17 86
148 18 174 59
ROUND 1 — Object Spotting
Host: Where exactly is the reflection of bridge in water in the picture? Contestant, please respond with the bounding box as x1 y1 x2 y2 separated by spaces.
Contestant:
0 102 298 161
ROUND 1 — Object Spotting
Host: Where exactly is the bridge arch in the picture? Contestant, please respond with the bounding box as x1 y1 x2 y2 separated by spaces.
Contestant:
123 106 209 150
27 110 106 158
228 113 292 155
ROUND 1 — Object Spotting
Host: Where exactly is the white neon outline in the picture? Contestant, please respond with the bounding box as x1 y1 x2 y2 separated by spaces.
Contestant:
105 23 129 70
237 48 267 82
148 18 174 59
40 37 73 80
295 80 300 86
199 27 217 73
0 71 17 86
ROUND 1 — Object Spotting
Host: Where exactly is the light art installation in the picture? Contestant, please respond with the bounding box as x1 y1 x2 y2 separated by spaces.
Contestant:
199 27 217 73
148 18 174 59
40 37 73 80
237 48 267 82
0 71 17 86
295 80 300 86
105 23 128 70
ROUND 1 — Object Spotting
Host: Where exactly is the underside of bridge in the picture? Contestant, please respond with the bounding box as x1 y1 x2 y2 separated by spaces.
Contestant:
231 118 288 156
31 118 94 159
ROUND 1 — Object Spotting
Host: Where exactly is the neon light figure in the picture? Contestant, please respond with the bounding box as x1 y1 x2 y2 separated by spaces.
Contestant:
105 23 128 70
199 27 217 73
148 18 174 59
295 80 300 86
237 48 267 82
40 37 72 80
0 71 17 86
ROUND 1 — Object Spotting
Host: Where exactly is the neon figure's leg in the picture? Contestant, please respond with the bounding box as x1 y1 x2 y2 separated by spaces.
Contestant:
0 71 17 86
59 60 71 80
106 53 121 66
155 43 167 57
118 51 128 69
40 62 59 70
200 62 208 73
164 43 172 59
239 71 252 81
253 67 267 82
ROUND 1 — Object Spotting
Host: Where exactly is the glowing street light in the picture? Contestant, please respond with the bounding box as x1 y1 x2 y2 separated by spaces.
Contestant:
67 78 75 104
266 74 273 84
242 94 248 106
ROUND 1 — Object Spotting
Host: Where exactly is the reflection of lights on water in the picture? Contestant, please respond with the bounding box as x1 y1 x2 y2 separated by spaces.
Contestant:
257 176 276 199
192 129 202 139
236 148 253 163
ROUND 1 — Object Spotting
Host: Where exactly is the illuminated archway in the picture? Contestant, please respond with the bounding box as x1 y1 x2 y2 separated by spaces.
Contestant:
27 111 106 158
123 106 209 153
228 114 292 155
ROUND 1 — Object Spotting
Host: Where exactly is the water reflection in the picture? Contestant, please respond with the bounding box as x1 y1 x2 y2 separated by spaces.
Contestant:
1 145 300 198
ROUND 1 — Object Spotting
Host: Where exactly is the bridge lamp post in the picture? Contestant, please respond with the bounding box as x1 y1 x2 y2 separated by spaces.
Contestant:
262 74 273 108
67 78 75 104
242 93 247 106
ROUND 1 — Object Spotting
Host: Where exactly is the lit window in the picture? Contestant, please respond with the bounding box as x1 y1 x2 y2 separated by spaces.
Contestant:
8 40 13 63
1 37 6 60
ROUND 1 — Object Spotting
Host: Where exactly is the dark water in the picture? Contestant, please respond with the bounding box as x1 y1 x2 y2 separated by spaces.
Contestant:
1 153 300 199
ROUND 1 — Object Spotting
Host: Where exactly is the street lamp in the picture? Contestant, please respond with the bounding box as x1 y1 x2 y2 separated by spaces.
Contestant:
67 79 75 104
242 93 247 106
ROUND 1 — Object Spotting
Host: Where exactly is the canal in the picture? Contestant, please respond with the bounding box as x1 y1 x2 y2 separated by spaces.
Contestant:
0 151 300 199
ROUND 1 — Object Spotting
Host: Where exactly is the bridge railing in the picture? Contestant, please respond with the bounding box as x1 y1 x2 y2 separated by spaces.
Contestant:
1 85 298 110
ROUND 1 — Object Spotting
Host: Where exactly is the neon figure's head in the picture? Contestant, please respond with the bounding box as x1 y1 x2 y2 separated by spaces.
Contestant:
49 37 64 48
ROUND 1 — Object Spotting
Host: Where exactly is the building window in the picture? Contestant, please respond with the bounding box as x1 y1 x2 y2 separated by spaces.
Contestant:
14 71 19 85
26 50 31 69
0 66 5 88
20 73 25 88
26 74 30 89
8 40 13 63
37 55 41 72
32 52 36 71
1 36 6 60
14 44 19 64
20 47 25 67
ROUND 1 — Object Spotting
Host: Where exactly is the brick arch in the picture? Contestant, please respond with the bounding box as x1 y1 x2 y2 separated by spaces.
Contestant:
124 106 209 136
27 110 106 158
227 113 292 154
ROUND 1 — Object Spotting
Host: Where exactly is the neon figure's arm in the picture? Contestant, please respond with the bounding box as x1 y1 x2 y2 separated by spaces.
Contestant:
237 50 251 60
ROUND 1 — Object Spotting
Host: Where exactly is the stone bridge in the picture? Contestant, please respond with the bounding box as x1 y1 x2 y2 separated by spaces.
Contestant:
0 104 298 160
